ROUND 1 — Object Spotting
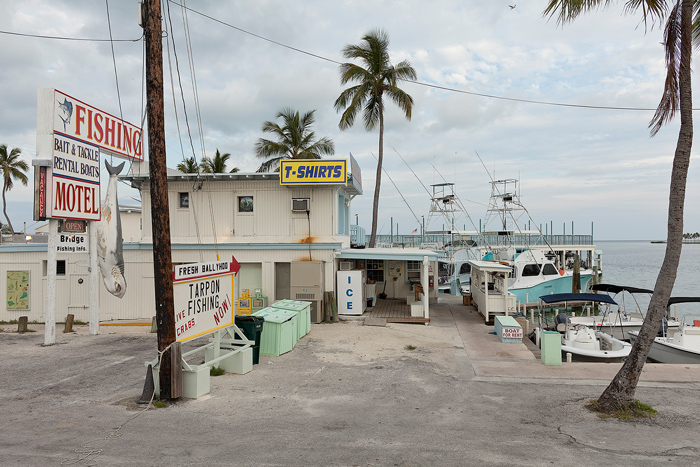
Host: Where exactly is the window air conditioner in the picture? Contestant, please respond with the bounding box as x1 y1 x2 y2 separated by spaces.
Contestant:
339 261 354 271
291 198 310 212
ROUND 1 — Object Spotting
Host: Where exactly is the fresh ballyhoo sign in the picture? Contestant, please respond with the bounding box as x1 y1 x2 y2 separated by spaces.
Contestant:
173 257 241 342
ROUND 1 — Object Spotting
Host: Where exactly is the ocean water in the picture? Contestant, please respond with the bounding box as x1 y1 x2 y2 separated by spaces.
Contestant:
596 240 700 318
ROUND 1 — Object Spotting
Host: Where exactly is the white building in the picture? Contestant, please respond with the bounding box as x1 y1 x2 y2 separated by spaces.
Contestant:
0 163 439 324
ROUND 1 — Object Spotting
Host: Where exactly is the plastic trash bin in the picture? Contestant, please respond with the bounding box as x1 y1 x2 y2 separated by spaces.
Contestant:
541 330 562 366
253 308 298 356
269 300 311 338
234 315 265 364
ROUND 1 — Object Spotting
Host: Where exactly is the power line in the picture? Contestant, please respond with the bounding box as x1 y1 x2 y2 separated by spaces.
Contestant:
105 0 124 166
0 29 141 42
167 0 671 113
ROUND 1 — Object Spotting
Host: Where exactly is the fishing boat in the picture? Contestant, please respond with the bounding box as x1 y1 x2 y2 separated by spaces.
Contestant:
484 247 593 305
421 183 479 295
628 298 700 364
539 293 631 361
477 179 597 305
569 283 679 340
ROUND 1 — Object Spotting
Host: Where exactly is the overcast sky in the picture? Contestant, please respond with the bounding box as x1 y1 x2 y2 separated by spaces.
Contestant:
1 0 698 240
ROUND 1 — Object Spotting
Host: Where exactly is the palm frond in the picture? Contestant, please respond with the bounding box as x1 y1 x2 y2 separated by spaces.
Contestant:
650 1 683 136
254 107 334 168
544 1 610 25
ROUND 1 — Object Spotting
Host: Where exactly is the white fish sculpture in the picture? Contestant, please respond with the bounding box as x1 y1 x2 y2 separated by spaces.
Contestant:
96 160 127 298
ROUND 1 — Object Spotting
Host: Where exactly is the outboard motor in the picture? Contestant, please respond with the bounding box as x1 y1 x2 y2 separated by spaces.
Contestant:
554 313 570 333
657 316 668 337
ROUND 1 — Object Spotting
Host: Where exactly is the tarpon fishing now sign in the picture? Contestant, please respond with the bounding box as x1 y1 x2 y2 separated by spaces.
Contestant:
172 257 241 342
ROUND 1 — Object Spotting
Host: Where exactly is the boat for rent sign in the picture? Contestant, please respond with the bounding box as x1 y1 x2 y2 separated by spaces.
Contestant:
172 257 241 342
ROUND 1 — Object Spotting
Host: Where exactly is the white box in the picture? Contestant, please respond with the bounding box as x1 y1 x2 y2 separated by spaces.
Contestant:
337 270 364 315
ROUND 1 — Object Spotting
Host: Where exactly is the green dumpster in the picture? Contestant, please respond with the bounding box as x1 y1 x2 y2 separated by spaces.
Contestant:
253 308 298 357
269 299 311 339
234 316 264 364
541 330 562 366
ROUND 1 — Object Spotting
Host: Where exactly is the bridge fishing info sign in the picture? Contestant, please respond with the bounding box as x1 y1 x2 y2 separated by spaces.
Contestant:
172 258 240 342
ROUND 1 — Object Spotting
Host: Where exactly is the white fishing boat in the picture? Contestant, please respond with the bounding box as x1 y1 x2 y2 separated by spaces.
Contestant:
569 283 679 340
628 299 700 364
421 183 479 296
539 293 631 361
478 179 598 305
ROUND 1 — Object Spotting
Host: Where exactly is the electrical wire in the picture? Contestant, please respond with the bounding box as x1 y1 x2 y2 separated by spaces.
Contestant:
0 29 141 42
105 0 122 166
164 0 199 162
165 0 691 113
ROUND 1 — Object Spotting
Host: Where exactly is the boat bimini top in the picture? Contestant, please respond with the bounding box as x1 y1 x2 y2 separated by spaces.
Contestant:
590 283 653 295
539 293 617 306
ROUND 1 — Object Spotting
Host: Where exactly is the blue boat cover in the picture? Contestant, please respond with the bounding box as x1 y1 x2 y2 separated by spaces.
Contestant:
591 283 653 295
539 293 617 305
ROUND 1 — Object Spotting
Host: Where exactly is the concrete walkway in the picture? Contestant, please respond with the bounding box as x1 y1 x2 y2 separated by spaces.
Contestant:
2 296 700 466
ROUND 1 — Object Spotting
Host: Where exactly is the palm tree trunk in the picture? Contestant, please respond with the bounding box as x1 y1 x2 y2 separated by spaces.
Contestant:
369 102 384 249
2 184 14 235
597 0 693 411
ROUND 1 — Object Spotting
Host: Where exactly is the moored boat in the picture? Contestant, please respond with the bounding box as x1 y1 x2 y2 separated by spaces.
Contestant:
628 298 700 364
569 283 679 340
539 293 631 361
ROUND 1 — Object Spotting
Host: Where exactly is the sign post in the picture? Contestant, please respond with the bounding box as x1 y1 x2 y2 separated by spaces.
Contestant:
35 88 142 344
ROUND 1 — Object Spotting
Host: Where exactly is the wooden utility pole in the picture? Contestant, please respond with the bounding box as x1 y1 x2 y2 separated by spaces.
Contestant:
144 0 177 399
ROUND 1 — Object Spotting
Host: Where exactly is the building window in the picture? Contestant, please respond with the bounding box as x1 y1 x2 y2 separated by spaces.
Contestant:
238 196 253 213
179 192 189 208
367 259 384 283
43 260 66 276
406 260 423 284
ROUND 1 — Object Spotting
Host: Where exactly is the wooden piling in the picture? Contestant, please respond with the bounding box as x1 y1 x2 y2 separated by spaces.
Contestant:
18 316 28 333
63 314 74 333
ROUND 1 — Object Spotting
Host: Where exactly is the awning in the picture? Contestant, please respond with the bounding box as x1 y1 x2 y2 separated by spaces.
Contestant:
336 247 440 262
540 293 617 305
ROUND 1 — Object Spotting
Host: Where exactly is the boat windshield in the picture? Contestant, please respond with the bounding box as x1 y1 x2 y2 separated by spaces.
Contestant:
680 314 700 329
541 263 559 276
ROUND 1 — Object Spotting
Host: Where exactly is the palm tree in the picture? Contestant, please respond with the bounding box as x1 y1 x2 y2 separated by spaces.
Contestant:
254 108 335 173
176 156 199 173
334 29 416 248
544 0 695 413
0 144 28 234
200 149 239 174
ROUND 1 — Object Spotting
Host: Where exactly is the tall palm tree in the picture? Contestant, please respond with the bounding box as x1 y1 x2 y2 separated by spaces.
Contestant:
0 144 28 234
544 0 695 412
200 149 239 174
254 108 335 172
176 156 199 173
334 29 416 248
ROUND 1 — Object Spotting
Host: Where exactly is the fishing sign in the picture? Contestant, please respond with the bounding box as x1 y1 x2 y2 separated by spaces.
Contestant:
172 257 241 342
34 89 144 222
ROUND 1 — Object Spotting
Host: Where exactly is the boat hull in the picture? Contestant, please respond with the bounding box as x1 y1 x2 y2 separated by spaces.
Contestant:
567 317 679 341
560 330 631 362
511 273 593 304
628 331 700 364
